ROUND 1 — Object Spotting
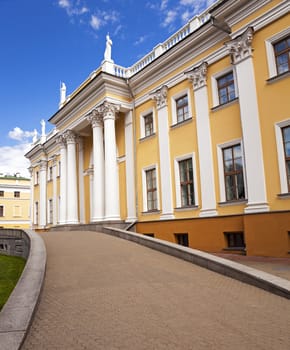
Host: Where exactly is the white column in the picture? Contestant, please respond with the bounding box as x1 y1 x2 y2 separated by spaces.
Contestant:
225 27 268 213
64 130 79 224
87 111 105 221
78 137 85 224
39 159 47 228
152 85 174 219
52 156 58 226
98 102 120 221
57 136 67 224
125 110 137 222
28 167 34 228
186 62 217 217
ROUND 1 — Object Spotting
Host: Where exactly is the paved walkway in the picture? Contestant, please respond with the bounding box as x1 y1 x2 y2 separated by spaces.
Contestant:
22 231 290 350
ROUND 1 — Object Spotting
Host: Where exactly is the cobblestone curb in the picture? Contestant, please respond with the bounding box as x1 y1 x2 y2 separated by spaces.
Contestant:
103 226 290 299
0 230 46 350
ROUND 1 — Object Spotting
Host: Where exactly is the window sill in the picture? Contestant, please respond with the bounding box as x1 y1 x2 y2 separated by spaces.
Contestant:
211 97 239 112
223 247 246 253
174 205 198 212
142 210 161 216
218 199 247 207
277 193 290 199
266 70 290 84
139 133 156 142
171 117 192 129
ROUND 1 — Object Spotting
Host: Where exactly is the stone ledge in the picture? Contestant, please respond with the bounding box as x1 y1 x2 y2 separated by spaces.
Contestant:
103 226 290 300
0 230 46 350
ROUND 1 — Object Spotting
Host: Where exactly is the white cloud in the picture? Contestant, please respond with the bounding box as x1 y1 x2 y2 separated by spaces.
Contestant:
90 15 102 30
58 0 70 9
0 143 31 178
161 0 168 11
8 127 35 142
134 35 148 46
181 9 191 22
161 10 178 28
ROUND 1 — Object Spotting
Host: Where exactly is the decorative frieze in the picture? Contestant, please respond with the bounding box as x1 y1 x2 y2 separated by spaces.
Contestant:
224 27 254 64
152 85 168 109
185 62 208 90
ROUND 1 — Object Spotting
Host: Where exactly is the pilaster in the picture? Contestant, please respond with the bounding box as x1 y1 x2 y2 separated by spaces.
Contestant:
152 85 174 219
56 135 67 225
39 159 47 228
186 62 217 217
225 27 269 213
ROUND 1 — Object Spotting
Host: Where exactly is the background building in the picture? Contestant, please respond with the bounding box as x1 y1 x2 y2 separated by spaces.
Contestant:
26 0 290 257
0 174 30 229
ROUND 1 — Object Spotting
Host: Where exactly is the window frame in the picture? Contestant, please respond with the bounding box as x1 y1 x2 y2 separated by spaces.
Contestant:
224 232 245 250
14 191 20 198
142 165 160 212
171 89 192 125
0 191 4 197
140 109 156 139
211 68 238 108
217 140 247 203
48 198 53 224
174 153 198 209
34 201 39 225
265 28 290 79
275 120 290 194
0 205 4 217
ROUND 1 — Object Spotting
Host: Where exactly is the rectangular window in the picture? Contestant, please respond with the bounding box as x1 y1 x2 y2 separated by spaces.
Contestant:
35 171 39 185
0 191 4 197
13 205 21 217
274 36 290 75
225 232 245 249
14 191 20 198
146 168 157 211
48 199 53 224
58 161 61 177
176 95 189 123
35 202 39 225
179 158 195 206
48 166 53 181
144 233 155 238
217 72 235 105
144 113 154 137
223 144 245 201
0 205 4 217
175 233 189 247
282 126 290 192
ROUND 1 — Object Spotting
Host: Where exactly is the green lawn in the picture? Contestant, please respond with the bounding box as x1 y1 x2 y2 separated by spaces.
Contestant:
0 254 26 311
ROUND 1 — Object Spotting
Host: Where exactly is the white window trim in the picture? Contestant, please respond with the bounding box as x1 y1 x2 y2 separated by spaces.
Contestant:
211 67 238 108
142 164 160 212
217 139 247 203
275 119 290 194
171 88 192 125
34 171 39 185
0 205 5 217
174 153 199 208
265 27 290 79
140 108 156 139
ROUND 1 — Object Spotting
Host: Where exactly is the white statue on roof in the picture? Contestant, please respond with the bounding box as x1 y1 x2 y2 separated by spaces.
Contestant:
104 33 113 62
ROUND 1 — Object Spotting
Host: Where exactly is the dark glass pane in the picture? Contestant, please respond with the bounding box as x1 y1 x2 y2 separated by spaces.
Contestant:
285 142 290 157
224 159 233 172
228 84 235 100
283 127 290 142
237 173 245 199
275 40 287 53
225 175 234 200
277 54 289 74
223 148 232 161
234 157 243 171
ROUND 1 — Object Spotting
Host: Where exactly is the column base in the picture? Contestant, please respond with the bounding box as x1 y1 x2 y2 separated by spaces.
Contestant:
91 217 105 223
126 217 137 223
199 209 218 217
66 220 79 225
104 215 121 221
244 202 269 214
160 213 175 220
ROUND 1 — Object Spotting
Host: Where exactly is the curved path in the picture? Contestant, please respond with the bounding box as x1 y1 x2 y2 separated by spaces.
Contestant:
22 230 290 350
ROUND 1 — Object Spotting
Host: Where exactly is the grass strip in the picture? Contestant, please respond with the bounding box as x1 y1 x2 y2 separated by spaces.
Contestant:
0 254 26 311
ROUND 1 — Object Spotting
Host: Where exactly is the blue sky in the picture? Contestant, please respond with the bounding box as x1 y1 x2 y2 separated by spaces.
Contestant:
0 0 217 177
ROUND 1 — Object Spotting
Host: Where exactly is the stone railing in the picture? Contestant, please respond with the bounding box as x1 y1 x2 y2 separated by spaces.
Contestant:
113 3 217 78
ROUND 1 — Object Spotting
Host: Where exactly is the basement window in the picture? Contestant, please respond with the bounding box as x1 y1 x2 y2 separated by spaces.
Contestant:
224 232 245 251
175 233 189 247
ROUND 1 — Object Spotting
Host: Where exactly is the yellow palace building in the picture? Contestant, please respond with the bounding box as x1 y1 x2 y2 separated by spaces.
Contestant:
26 0 290 257
0 174 30 229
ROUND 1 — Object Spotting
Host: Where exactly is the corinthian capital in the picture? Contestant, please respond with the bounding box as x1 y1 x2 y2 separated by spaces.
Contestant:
185 62 208 90
96 101 120 121
56 135 66 148
63 130 76 144
87 109 103 128
152 85 168 109
224 27 254 64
